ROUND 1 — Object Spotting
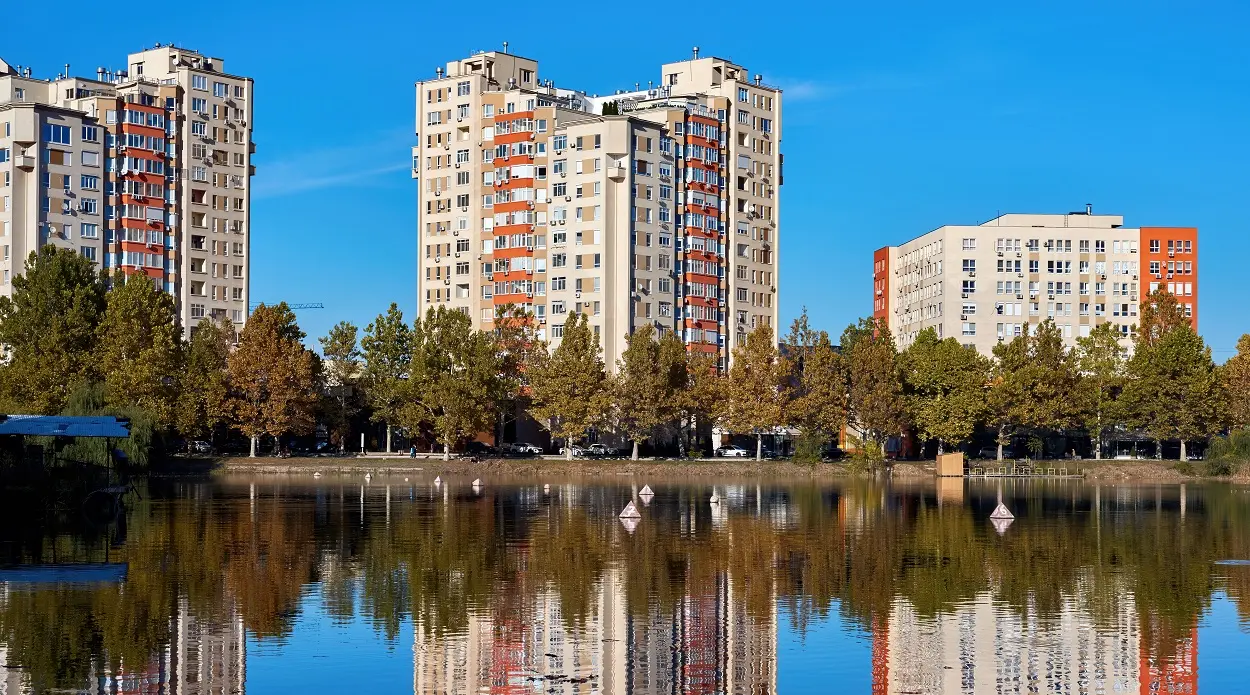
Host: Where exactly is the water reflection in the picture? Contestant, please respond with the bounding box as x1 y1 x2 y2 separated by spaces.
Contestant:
0 478 1247 693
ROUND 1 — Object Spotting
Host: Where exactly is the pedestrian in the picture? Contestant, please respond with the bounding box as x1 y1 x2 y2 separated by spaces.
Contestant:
410 444 416 459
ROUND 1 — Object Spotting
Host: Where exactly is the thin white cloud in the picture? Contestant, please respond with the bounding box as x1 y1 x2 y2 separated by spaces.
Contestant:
251 130 413 200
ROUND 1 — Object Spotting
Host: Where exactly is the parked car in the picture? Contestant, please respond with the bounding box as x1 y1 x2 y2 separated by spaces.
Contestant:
187 440 214 455
586 444 618 458
507 442 543 456
714 445 748 458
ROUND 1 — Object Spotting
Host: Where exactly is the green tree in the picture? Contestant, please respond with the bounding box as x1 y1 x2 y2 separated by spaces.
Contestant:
361 303 412 452
0 246 107 413
842 318 907 459
96 273 183 428
410 307 501 460
319 321 362 449
786 317 846 453
1076 322 1127 459
176 317 233 442
528 313 609 459
614 324 668 460
900 328 990 454
227 304 319 457
987 321 1081 460
720 324 787 460
1137 288 1188 348
1121 325 1223 460
1222 334 1250 430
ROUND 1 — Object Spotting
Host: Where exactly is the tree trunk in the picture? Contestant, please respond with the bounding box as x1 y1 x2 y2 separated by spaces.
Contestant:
632 439 640 461
1179 439 1187 462
937 440 944 456
566 439 574 461
249 435 257 458
1156 439 1162 460
443 442 450 461
756 433 763 461
386 425 393 453
1095 410 1103 460
997 426 1005 462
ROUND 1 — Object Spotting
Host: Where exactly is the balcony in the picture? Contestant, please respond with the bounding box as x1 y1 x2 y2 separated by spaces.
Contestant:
14 155 34 170
608 165 626 181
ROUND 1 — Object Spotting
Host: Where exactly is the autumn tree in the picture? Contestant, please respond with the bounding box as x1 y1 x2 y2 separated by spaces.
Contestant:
1223 334 1250 430
900 328 990 454
673 346 721 457
1075 322 1127 459
785 311 846 457
720 324 788 461
527 312 609 459
841 318 907 458
614 324 670 460
96 273 183 427
319 321 362 449
227 303 319 457
1120 325 1223 460
493 304 542 445
177 317 234 443
1136 288 1188 348
410 307 501 460
0 246 107 413
361 303 412 452
988 321 1082 460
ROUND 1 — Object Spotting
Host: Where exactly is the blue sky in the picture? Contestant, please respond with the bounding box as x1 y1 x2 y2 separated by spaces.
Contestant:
9 1 1250 357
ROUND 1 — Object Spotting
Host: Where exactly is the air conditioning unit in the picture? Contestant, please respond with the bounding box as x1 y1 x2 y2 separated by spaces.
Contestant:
1016 294 1024 299
435 256 441 263
961 292 969 299
444 279 450 285
453 230 459 237
538 317 546 324
564 195 572 202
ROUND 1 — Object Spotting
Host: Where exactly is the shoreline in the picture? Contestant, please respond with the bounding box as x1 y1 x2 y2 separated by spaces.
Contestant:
153 456 1250 484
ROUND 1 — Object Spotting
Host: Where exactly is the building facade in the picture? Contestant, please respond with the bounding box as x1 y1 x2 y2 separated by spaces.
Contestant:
413 48 781 369
873 210 1197 355
0 46 253 337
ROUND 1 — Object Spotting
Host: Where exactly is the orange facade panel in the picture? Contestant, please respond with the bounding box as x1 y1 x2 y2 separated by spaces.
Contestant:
1139 227 1198 330
872 247 891 323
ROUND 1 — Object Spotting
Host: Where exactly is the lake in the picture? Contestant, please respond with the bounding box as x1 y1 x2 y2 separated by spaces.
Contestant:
1 475 1248 694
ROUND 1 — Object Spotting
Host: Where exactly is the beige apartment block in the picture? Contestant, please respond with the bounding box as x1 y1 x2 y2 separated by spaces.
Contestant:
414 48 781 369
0 45 253 338
872 209 1199 356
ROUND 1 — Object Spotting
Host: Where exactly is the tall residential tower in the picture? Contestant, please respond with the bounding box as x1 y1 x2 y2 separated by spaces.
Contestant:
414 48 781 368
0 45 253 336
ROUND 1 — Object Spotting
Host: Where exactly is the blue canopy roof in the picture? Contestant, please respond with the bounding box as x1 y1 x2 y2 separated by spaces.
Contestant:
0 415 130 438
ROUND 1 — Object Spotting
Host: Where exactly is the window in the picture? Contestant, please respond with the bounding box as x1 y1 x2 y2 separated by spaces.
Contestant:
457 80 471 96
962 322 976 336
42 124 72 145
962 280 975 294
81 125 99 142
81 246 97 262
962 259 975 272
191 75 208 91
962 238 976 250
213 82 227 98
553 135 567 150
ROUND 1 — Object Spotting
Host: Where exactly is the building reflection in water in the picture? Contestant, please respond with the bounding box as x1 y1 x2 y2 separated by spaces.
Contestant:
0 479 1237 694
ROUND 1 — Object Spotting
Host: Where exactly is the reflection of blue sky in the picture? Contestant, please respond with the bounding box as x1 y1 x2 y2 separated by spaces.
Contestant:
1200 591 1250 694
779 602 872 694
247 586 413 694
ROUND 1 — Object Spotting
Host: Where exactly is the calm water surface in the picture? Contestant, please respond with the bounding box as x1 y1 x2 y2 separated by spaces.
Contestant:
2 475 1249 694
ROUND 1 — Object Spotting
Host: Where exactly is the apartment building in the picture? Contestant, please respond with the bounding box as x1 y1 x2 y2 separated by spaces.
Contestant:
872 209 1198 355
0 45 253 337
414 48 781 369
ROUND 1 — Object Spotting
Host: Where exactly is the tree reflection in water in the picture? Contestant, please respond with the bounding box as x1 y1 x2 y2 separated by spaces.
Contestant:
0 477 1248 693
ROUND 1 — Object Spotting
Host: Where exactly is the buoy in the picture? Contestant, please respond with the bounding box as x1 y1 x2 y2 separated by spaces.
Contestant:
989 502 1014 520
472 478 482 487
404 477 409 482
364 473 372 482
619 501 641 519
543 483 550 493
312 472 322 479
434 475 442 485
709 492 720 504
640 484 654 496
